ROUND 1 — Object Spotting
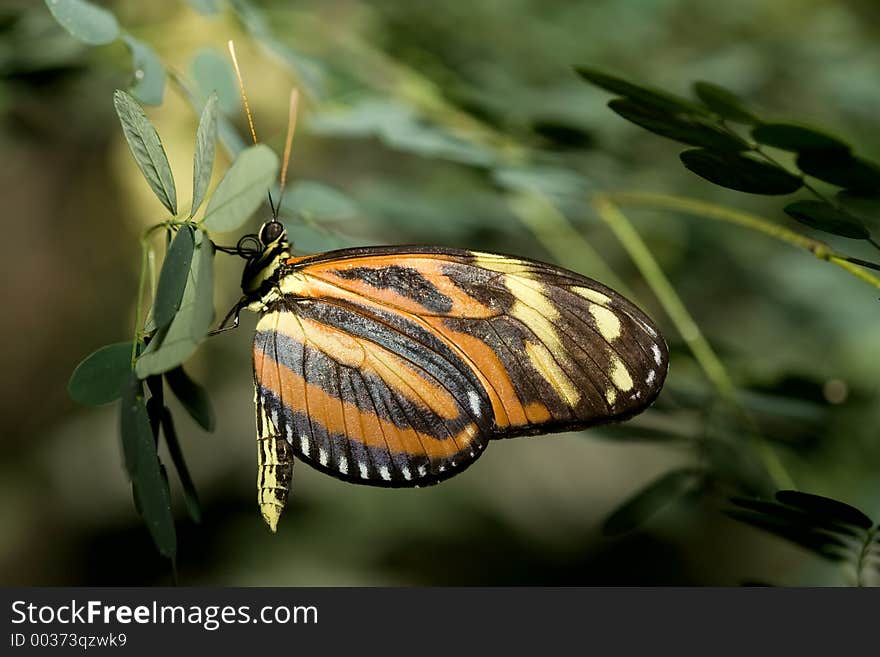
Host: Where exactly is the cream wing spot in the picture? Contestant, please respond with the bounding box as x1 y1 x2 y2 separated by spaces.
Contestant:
299 434 310 457
525 341 580 407
358 462 369 479
571 286 611 306
589 304 622 341
610 356 634 392
605 387 617 406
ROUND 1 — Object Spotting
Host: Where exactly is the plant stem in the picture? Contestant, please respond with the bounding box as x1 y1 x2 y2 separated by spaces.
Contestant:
131 241 149 367
603 192 880 289
592 195 795 490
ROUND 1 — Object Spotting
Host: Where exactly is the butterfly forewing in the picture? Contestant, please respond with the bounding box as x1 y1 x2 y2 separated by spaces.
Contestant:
252 246 668 488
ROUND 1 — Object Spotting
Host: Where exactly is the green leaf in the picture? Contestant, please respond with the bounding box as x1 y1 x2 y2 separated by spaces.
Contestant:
113 90 178 214
836 191 880 226
693 81 758 124
281 181 359 220
217 117 246 159
153 225 196 330
608 99 748 151
201 144 279 233
161 407 202 524
68 342 133 406
783 200 870 240
191 93 218 217
44 0 119 46
729 497 860 539
752 122 849 153
679 148 803 195
575 66 707 115
119 373 147 480
165 366 215 432
122 35 165 106
136 231 214 377
132 406 177 560
775 490 873 530
145 394 163 443
797 150 880 192
602 468 704 535
724 508 850 562
189 48 239 116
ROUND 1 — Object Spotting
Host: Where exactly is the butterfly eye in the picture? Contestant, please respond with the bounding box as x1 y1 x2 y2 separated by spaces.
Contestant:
259 221 285 245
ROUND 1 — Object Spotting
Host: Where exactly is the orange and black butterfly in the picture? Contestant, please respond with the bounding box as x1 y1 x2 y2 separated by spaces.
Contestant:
229 225 668 530
221 44 668 531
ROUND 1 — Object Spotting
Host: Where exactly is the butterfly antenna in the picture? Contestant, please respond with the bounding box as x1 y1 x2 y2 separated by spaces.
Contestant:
228 40 259 146
278 88 301 213
229 39 279 218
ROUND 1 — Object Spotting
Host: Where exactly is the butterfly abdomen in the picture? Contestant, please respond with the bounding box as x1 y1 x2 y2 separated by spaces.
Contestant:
255 392 294 532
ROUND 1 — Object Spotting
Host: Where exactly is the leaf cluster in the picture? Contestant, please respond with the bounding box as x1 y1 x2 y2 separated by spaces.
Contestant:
727 491 879 586
67 87 279 560
576 67 880 248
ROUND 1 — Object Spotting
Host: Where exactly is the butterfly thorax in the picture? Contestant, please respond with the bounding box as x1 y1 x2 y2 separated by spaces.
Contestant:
241 221 291 312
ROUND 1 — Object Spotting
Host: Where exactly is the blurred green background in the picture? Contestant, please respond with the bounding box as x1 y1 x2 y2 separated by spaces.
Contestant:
2 0 879 585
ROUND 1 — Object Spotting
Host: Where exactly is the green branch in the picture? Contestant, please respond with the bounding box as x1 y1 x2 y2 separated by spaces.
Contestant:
602 192 880 289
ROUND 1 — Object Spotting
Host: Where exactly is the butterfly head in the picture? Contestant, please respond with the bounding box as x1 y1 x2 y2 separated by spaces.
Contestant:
240 219 291 297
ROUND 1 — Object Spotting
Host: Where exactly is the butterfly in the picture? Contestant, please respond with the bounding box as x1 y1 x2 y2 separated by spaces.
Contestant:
216 44 667 531
225 219 669 531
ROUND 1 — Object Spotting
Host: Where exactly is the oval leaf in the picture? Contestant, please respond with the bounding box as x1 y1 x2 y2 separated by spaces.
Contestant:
752 122 850 153
190 48 240 116
161 408 202 524
136 232 214 377
119 373 147 478
693 81 758 124
68 342 133 406
122 35 165 106
113 90 178 214
775 490 873 530
165 366 215 432
602 468 704 535
575 66 707 115
191 93 218 217
609 99 748 151
132 408 177 560
836 191 880 226
797 150 880 192
201 144 279 232
44 0 119 45
725 508 851 562
153 225 195 330
680 148 803 195
783 200 870 240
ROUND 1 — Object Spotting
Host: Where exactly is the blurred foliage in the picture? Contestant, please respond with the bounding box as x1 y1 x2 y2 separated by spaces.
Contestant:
2 0 880 586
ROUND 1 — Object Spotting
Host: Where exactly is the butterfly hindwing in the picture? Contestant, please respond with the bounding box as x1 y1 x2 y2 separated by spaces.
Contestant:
253 300 492 487
253 246 668 489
